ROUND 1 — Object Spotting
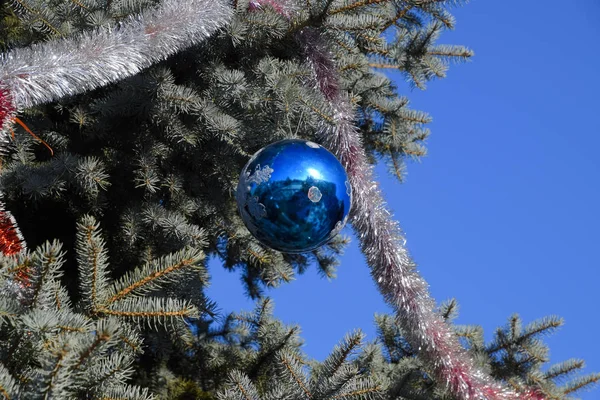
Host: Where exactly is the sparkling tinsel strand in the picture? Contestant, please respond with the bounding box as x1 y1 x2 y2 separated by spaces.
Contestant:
0 200 29 302
0 0 232 132
0 88 15 129
299 27 540 400
0 207 24 256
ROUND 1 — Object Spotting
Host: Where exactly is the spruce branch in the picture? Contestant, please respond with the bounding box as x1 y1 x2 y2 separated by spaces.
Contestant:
20 308 93 335
381 5 413 32
328 0 389 16
561 373 600 396
247 324 300 379
438 298 458 322
544 359 585 382
521 317 564 342
317 330 365 379
218 370 260 400
26 240 65 309
0 364 20 400
105 248 206 305
9 0 64 37
75 157 111 198
96 384 156 400
330 379 381 399
35 340 77 399
278 350 312 399
0 297 20 327
76 215 111 312
487 315 564 354
427 44 474 61
100 297 199 327
82 351 136 392
454 325 485 349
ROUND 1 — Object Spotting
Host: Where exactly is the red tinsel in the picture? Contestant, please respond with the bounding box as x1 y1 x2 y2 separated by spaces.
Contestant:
0 87 15 131
0 209 23 256
0 205 30 294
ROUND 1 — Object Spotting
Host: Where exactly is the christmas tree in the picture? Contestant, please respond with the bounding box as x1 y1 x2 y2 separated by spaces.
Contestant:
0 0 597 399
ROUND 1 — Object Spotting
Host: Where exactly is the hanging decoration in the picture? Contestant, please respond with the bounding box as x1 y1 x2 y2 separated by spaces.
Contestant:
236 139 351 253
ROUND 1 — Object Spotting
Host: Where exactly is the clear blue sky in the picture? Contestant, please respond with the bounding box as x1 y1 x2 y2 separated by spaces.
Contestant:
208 0 600 397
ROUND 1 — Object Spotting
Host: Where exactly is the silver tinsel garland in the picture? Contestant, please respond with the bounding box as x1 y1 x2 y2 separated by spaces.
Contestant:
0 0 232 131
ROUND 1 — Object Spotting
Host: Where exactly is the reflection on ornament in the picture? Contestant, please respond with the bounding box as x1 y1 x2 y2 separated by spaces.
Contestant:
308 186 322 202
246 164 274 185
330 214 349 237
236 139 351 253
248 196 267 219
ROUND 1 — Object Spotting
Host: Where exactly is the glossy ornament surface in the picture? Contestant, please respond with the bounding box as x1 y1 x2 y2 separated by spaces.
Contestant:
236 139 352 253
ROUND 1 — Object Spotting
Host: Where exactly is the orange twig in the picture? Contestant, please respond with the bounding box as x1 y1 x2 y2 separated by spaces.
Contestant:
12 117 54 156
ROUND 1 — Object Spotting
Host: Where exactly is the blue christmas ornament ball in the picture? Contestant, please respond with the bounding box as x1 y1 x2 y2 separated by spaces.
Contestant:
236 139 352 253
